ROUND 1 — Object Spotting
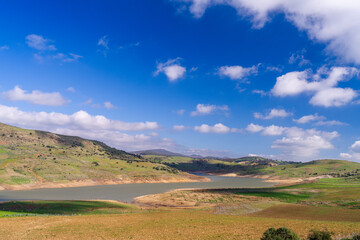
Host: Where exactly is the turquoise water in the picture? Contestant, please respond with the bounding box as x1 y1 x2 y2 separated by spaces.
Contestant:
0 174 275 203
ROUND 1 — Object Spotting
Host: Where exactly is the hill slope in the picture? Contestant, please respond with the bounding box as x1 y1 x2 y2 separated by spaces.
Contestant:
0 123 206 190
256 159 360 179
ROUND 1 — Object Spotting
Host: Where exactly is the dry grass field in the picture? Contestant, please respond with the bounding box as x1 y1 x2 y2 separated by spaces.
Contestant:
0 210 359 240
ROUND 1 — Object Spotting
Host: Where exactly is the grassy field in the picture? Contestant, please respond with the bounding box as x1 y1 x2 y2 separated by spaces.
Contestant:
0 200 138 216
0 210 359 240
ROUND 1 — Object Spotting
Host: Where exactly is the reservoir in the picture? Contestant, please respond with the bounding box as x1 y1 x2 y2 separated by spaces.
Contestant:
0 174 276 203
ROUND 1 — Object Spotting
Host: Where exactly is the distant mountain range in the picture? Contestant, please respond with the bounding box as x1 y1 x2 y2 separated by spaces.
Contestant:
132 149 275 161
132 149 187 157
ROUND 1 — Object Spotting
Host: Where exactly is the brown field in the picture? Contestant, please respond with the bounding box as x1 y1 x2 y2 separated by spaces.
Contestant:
1 210 359 240
250 203 360 222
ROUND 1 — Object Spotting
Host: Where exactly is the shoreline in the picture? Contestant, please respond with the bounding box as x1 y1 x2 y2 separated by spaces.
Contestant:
207 172 332 186
0 174 210 191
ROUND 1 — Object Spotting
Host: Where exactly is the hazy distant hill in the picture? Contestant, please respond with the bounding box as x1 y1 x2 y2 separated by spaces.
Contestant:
0 123 205 190
132 149 186 157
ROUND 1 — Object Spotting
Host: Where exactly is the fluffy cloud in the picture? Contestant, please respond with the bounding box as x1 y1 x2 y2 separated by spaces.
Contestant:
194 123 241 134
0 104 158 132
26 34 56 51
339 140 360 161
194 123 230 133
191 103 229 116
247 123 286 136
262 125 287 136
178 0 360 64
294 113 346 126
154 58 186 82
2 86 69 106
254 109 291 119
247 123 339 159
246 123 264 133
218 65 258 80
271 67 359 107
309 88 358 107
293 114 325 124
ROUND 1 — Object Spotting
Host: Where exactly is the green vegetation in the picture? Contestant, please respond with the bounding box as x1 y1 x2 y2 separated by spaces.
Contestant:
142 154 360 183
307 229 333 240
257 159 360 178
261 227 299 240
0 200 136 216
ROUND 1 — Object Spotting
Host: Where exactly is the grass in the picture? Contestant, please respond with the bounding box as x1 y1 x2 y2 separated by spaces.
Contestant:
258 159 360 178
250 204 360 222
0 200 137 216
235 191 312 203
0 210 359 240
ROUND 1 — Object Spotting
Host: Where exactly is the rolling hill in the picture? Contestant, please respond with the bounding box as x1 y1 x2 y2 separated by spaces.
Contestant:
256 159 360 179
0 123 206 190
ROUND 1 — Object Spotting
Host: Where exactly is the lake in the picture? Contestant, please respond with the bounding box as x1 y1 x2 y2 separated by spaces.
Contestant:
0 174 276 203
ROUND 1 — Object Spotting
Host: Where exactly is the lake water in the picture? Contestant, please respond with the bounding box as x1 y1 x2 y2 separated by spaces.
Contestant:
0 174 275 203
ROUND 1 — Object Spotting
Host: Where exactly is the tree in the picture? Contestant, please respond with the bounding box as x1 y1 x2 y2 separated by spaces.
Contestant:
261 227 299 240
307 229 332 240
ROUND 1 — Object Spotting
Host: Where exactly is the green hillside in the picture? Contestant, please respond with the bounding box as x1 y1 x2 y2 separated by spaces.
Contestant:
0 123 204 189
142 154 360 181
256 159 360 178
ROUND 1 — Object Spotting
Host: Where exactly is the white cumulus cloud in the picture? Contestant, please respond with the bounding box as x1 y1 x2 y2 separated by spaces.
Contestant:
218 65 258 81
247 123 339 160
154 58 186 82
294 113 346 126
178 0 360 64
2 86 69 106
339 140 360 161
0 104 159 132
254 109 291 119
271 67 359 107
191 103 229 116
293 114 325 124
194 123 234 134
246 123 264 133
309 88 358 107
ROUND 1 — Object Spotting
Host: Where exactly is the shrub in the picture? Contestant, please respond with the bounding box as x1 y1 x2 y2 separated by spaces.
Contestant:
307 229 332 240
342 235 360 240
261 227 299 240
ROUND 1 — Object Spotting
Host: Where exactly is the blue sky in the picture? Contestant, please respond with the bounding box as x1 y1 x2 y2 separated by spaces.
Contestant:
1 0 360 161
